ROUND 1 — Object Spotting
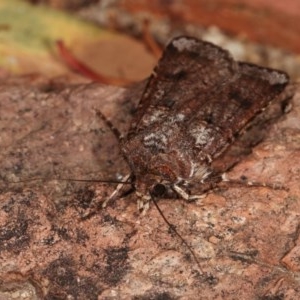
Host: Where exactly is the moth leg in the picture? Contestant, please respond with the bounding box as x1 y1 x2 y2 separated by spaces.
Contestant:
102 173 132 208
220 173 287 190
138 199 150 215
172 184 207 202
136 192 151 215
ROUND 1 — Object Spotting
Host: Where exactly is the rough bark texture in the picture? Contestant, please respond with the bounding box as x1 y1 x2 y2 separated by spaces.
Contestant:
0 76 299 299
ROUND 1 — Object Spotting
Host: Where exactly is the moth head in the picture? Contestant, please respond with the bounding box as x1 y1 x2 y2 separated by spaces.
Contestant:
135 173 175 201
128 151 192 201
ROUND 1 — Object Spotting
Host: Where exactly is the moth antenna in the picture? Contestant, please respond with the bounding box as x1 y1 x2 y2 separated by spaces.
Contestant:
5 177 132 185
151 195 204 275
220 173 288 191
93 108 133 169
94 108 123 140
102 173 132 208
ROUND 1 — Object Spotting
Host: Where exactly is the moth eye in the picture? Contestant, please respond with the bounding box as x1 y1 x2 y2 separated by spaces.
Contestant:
151 183 167 197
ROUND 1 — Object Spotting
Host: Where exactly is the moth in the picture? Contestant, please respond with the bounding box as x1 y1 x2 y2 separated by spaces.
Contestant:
114 36 289 209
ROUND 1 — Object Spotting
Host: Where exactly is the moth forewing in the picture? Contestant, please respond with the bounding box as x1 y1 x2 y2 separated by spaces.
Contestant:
121 36 289 202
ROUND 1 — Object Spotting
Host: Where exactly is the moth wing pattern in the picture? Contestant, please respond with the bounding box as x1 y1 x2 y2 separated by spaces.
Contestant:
127 36 237 136
121 36 289 195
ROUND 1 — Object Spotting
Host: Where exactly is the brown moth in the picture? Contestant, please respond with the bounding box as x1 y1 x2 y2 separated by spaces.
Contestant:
118 36 289 208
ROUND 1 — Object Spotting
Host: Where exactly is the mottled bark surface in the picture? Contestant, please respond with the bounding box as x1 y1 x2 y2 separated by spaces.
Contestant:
0 76 299 299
